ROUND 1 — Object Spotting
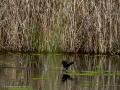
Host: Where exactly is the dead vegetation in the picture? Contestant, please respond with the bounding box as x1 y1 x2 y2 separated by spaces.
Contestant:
0 0 120 54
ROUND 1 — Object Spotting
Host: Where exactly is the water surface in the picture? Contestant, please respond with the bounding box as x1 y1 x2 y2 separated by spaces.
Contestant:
0 53 120 90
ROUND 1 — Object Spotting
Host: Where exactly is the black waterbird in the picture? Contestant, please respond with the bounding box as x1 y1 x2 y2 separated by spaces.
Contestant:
62 60 76 70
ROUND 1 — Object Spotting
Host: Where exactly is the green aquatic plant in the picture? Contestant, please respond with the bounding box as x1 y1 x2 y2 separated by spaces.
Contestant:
5 73 8 75
6 52 22 56
16 53 22 55
75 85 80 87
30 78 50 80
81 71 102 75
5 61 15 64
30 53 41 55
96 65 101 68
0 61 3 63
65 72 94 76
12 54 22 56
80 84 91 86
66 70 117 76
84 54 89 56
17 73 24 77
55 86 64 88
115 71 120 75
55 53 63 55
51 66 63 69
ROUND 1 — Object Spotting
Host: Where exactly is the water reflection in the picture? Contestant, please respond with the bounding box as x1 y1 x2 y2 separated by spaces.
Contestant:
62 73 73 82
0 54 120 90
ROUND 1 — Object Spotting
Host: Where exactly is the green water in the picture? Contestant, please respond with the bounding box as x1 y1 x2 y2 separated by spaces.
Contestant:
0 53 120 90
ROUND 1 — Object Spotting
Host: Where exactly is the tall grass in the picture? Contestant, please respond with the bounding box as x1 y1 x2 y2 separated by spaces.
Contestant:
0 0 120 54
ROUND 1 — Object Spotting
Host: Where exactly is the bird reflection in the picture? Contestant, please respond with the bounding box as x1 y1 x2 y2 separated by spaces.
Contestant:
62 73 73 82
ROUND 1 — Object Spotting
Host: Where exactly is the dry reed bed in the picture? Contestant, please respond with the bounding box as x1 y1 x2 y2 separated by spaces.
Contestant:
0 0 120 54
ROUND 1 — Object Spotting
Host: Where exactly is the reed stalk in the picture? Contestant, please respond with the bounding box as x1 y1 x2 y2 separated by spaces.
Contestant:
0 0 119 54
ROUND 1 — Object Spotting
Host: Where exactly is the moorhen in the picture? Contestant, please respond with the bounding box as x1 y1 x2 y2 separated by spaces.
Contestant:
62 60 76 70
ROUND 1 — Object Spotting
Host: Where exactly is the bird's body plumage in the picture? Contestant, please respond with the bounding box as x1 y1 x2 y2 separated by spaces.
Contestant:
62 60 76 70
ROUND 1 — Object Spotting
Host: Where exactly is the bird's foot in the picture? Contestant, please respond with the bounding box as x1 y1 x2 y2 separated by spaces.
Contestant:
62 69 68 73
